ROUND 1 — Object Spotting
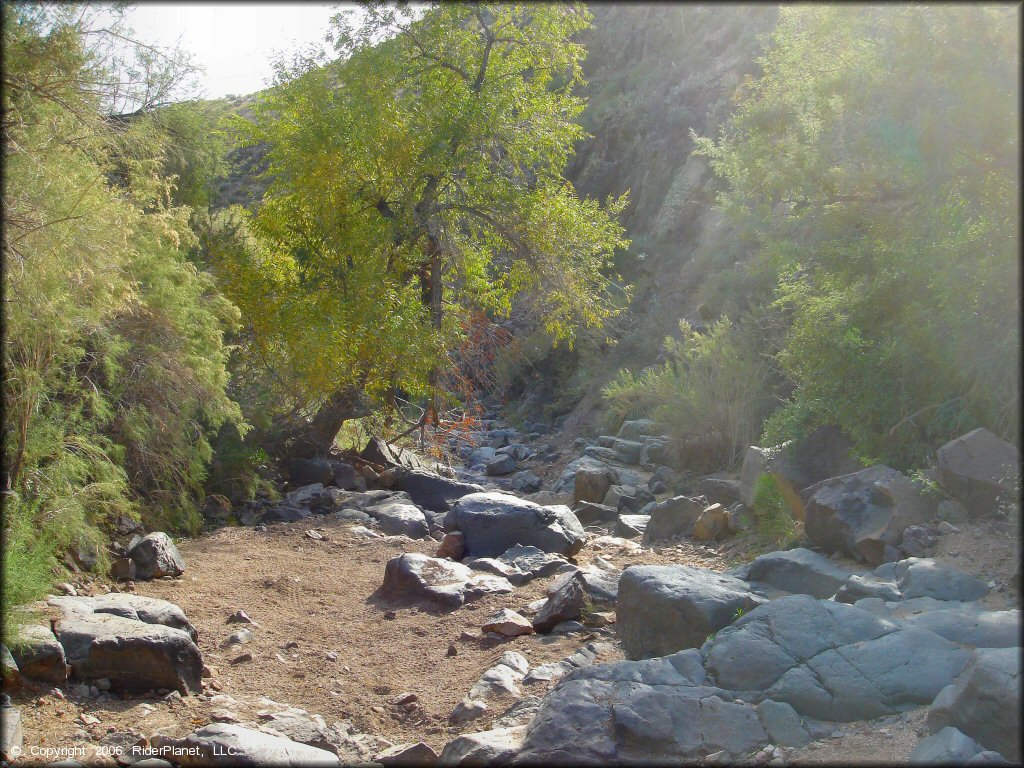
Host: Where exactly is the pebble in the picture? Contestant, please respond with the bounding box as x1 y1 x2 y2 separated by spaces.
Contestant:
325 652 338 662
58 582 78 596
226 610 259 626
79 713 100 725
51 688 65 700
391 692 417 706
305 530 325 540
447 644 458 657
229 652 253 665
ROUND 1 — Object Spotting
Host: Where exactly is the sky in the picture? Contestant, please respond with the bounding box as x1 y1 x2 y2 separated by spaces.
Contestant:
106 3 356 99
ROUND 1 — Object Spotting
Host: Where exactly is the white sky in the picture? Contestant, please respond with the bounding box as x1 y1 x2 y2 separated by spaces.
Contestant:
107 3 356 99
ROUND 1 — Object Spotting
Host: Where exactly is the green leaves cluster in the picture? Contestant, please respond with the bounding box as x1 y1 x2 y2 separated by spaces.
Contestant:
217 2 629 427
694 5 1019 466
2 4 242 638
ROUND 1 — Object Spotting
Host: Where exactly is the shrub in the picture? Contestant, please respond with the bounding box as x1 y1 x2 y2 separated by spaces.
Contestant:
750 473 800 549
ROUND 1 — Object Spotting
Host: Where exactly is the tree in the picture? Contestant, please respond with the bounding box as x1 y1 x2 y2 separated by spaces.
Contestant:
2 4 242 639
693 5 1019 466
218 2 629 457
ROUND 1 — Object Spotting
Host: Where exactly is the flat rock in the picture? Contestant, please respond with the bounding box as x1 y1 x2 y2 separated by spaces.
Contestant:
390 469 483 512
10 624 67 684
615 514 649 539
151 723 340 766
704 594 970 722
572 501 618 527
927 647 1021 760
445 492 585 558
128 532 186 579
618 565 766 659
803 465 934 565
855 597 1020 648
366 499 430 539
936 428 1020 518
734 548 857 599
382 553 513 608
50 596 202 693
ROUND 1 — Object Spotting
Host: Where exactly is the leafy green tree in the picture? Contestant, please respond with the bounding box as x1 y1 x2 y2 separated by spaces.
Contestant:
694 5 1019 466
219 2 629 456
2 4 242 640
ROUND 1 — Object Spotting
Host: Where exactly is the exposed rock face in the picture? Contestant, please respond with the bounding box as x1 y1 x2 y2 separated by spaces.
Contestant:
151 723 341 766
9 624 67 684
936 428 1020 518
50 595 203 693
733 547 856 600
642 496 704 544
515 650 768 764
393 469 484 512
382 553 513 607
617 565 766 659
128 532 186 579
445 492 585 558
855 597 1020 649
705 595 970 721
927 647 1022 761
803 465 934 564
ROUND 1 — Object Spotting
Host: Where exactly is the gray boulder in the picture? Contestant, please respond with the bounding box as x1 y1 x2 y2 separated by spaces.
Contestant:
895 557 989 602
734 547 856 599
50 596 202 693
533 572 587 633
572 501 618 527
10 624 67 684
548 560 621 605
704 594 969 722
804 465 934 565
393 469 484 512
509 471 542 495
285 458 334 486
497 545 570 585
128 532 186 579
937 428 1020 518
329 461 361 491
152 723 340 766
573 467 613 505
696 477 741 507
901 523 939 558
927 647 1021 760
439 725 525 766
361 436 429 472
615 514 649 538
611 439 643 465
365 499 430 538
381 553 513 607
617 419 658 441
445 492 585 558
617 565 766 659
486 454 517 476
641 496 704 544
515 650 768 764
834 570 902 604
910 727 985 765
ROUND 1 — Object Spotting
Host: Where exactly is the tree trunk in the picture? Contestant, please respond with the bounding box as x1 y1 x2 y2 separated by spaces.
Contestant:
265 387 371 459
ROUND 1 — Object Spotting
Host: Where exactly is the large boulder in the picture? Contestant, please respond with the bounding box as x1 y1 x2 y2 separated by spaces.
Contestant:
285 458 334 487
573 467 613 505
617 565 766 659
365 499 430 538
361 436 429 472
895 558 989 602
927 647 1021 761
129 532 186 579
393 469 483 512
641 496 704 544
382 553 513 607
704 594 970 722
733 548 857 599
486 454 517 476
616 419 659 441
739 426 861 508
50 595 202 693
692 503 729 541
9 624 67 684
515 650 769 763
803 465 934 565
936 428 1020 518
438 725 525 766
572 501 618 527
151 723 340 766
909 727 985 765
445 492 585 558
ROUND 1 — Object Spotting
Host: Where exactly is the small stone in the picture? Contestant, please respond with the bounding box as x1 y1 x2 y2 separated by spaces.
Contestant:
164 690 182 702
305 530 325 540
229 652 253 665
830 730 844 738
325 652 338 662
58 582 77 596
768 759 786 767
391 692 418 706
79 713 100 725
220 629 254 648
226 610 259 627
447 644 458 657
51 688 65 700
384 610 397 620
705 751 731 765
436 531 465 560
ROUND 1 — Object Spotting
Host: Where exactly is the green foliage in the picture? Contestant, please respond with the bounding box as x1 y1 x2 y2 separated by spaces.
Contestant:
1 499 61 646
216 3 630 431
694 6 1020 467
750 474 799 549
2 5 242 629
603 318 777 466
